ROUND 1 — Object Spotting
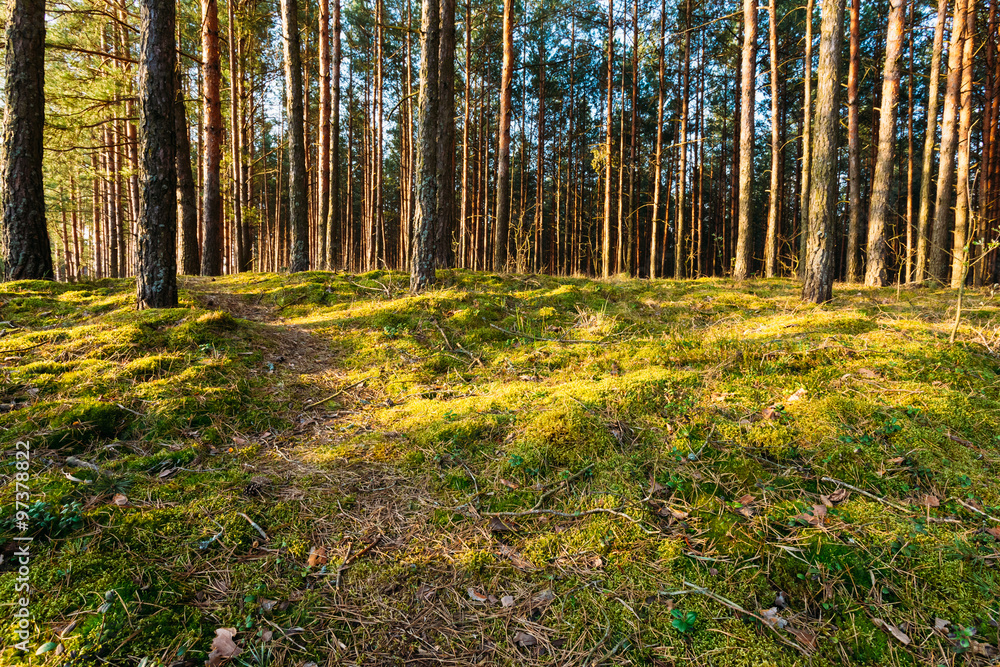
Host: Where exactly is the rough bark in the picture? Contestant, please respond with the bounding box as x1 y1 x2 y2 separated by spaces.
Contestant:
650 0 666 279
764 0 780 277
226 0 244 272
282 0 310 272
601 0 614 278
797 0 814 277
435 0 456 268
950 0 974 286
733 0 757 280
846 0 861 281
492 0 514 273
674 0 690 279
929 0 966 282
328 0 341 268
175 67 200 275
1 0 53 281
411 0 440 289
199 0 223 275
914 0 948 281
864 0 905 286
802 0 845 303
136 0 178 308
318 0 331 269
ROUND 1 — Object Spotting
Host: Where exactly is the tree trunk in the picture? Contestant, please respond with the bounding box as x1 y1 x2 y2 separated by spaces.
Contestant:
459 0 472 269
318 0 330 269
227 0 244 273
797 0 814 277
802 0 845 303
136 0 178 308
929 0 966 282
200 0 223 275
175 66 200 274
914 0 948 281
328 0 341 269
864 0 905 286
435 0 456 268
846 0 861 281
1 0 52 281
282 0 310 272
733 0 757 280
950 0 974 286
411 0 441 289
650 0 666 279
492 0 514 272
764 0 780 277
674 0 690 279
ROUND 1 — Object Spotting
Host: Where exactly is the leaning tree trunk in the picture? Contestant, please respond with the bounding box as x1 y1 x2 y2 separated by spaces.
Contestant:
492 0 514 273
864 0 905 286
914 0 948 281
733 0 757 280
282 0 310 272
136 0 177 308
802 0 846 303
175 67 200 274
411 0 441 289
199 0 223 275
1 0 53 281
929 0 967 282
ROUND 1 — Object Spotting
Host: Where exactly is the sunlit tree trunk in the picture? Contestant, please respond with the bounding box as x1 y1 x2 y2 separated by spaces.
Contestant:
846 0 861 281
200 0 223 275
282 0 309 272
674 0 690 279
318 0 330 269
733 0 757 280
864 0 905 286
764 0 780 277
650 0 666 279
175 66 200 274
802 0 845 303
493 0 513 272
950 0 974 286
797 0 814 277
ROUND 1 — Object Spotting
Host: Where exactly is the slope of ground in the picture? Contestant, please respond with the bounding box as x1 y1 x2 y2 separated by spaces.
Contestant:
1 271 998 666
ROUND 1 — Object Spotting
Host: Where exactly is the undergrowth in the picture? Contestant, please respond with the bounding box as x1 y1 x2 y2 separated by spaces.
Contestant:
1 271 998 666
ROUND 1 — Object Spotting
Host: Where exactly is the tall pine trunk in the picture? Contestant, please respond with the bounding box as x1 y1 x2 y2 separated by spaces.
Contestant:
175 67 200 274
136 0 178 308
282 0 310 272
864 0 905 286
797 0 814 277
733 0 757 280
802 0 845 303
493 0 514 272
846 0 861 281
200 0 223 275
412 0 441 288
950 0 974 286
764 0 780 277
318 0 330 269
1 0 52 280
650 0 666 279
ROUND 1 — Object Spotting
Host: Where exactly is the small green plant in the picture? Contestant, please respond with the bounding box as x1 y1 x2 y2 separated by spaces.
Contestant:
2 501 84 539
671 609 697 634
953 625 977 653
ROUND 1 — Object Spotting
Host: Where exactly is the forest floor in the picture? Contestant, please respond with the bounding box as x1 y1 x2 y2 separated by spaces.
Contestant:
1 270 999 667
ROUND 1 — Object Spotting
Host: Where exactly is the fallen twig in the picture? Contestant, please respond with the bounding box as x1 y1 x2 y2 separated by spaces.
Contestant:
238 512 268 541
954 497 1000 523
304 378 370 410
1 339 48 355
820 476 910 512
489 323 606 345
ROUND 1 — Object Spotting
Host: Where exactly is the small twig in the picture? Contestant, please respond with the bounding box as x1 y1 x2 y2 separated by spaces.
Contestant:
820 476 910 512
954 497 1000 523
679 580 809 655
430 318 453 350
530 463 595 510
116 403 145 417
304 378 369 409
237 512 268 541
489 323 606 345
336 537 381 587
65 456 108 477
0 340 47 354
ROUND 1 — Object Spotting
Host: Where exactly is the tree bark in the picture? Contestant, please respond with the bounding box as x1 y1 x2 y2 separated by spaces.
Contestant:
650 0 666 279
411 0 441 289
929 0 966 282
914 0 948 281
601 0 614 278
175 66 200 274
282 0 310 272
435 0 456 268
318 0 330 269
328 0 342 269
674 0 690 279
797 0 814 277
764 0 780 277
136 0 178 308
864 0 905 286
200 0 223 275
802 0 845 303
846 0 861 281
1 0 52 281
227 0 244 272
950 0 974 286
733 0 757 280
492 0 514 273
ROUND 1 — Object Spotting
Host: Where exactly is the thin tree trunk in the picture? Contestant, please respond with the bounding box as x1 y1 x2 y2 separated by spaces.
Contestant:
864 0 905 286
200 0 223 275
492 0 514 272
764 0 780 277
846 0 861 281
175 66 200 274
674 0 690 279
950 0 974 286
650 0 666 279
458 0 472 269
734 0 757 280
412 0 441 288
914 0 948 281
227 0 244 272
929 0 966 282
136 0 178 308
328 0 341 268
282 0 309 272
802 0 845 303
318 0 330 269
797 0 814 277
434 0 455 269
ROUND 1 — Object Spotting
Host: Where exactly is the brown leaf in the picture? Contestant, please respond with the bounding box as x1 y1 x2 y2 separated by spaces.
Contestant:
501 595 515 608
467 587 489 603
648 477 665 496
873 619 910 645
498 478 520 490
787 626 818 651
919 494 940 507
760 607 788 629
762 406 781 421
857 367 879 379
112 493 129 507
489 517 517 533
513 631 537 647
530 589 556 608
307 546 328 567
985 527 1000 540
207 628 242 667
794 504 827 527
934 618 951 632
786 388 807 403
887 456 906 465
828 488 850 504
736 493 755 507
496 544 534 570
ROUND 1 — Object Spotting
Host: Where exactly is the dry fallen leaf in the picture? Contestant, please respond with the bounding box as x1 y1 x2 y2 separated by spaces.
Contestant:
307 546 328 567
787 626 818 651
495 544 534 570
762 406 781 421
873 618 911 645
934 618 951 632
489 517 517 533
530 589 556 608
501 595 515 608
467 587 489 603
513 631 537 647
857 367 879 379
786 388 807 403
112 493 129 507
985 527 1000 540
828 488 850 504
499 478 520 490
207 627 242 666
736 493 755 506
648 478 665 496
760 607 788 629
794 504 827 526
918 494 940 508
